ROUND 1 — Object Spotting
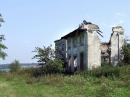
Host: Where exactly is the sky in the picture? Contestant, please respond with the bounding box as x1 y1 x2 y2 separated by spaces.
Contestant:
0 0 130 64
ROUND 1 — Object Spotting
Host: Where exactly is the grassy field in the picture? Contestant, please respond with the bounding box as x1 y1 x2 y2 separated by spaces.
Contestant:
0 66 130 97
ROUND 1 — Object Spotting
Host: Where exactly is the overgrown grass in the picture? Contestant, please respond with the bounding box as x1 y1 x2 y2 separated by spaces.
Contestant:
0 65 130 97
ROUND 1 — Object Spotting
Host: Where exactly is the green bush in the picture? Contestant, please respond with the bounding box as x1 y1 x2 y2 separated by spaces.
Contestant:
17 68 37 77
9 60 21 72
122 44 130 64
82 65 130 79
43 59 64 74
31 59 64 77
82 65 120 78
33 45 64 76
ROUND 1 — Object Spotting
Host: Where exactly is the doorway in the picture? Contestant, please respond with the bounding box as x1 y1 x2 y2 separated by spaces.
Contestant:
80 52 84 70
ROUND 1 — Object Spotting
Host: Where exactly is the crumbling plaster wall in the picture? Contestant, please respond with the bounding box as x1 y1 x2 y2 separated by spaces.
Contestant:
81 23 101 70
110 26 124 66
87 30 101 70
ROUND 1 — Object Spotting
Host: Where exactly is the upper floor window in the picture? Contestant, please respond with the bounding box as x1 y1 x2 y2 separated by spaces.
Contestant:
80 34 84 46
67 38 71 49
73 37 77 48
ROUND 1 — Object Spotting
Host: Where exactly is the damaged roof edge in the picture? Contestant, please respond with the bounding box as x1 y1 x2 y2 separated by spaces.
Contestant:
56 20 101 40
61 28 86 39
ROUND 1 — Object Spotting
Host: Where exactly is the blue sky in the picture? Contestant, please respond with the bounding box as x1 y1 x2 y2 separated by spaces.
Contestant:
0 0 130 63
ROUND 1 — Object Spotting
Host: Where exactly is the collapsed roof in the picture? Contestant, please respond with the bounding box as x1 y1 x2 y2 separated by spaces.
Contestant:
61 20 103 39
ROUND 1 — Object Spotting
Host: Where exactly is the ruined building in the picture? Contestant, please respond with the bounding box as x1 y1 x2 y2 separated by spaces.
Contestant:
55 21 125 71
101 26 124 66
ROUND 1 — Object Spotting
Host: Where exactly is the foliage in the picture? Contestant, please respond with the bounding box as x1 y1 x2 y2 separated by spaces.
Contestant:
0 42 7 59
122 44 130 64
33 45 54 67
43 58 64 74
32 59 64 77
33 45 64 75
101 61 111 66
1 68 130 97
81 65 130 79
9 60 21 72
0 14 7 60
83 66 119 78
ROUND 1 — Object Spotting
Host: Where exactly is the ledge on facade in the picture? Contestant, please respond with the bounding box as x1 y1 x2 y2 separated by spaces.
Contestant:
61 28 85 39
54 39 61 43
101 42 110 45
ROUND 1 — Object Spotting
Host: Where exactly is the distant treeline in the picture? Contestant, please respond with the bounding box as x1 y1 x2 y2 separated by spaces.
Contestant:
0 63 39 70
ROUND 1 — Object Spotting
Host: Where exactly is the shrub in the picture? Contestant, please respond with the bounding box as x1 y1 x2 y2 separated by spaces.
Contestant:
9 60 21 72
43 59 64 74
83 65 120 78
31 59 64 77
32 68 43 77
122 44 130 64
33 45 64 75
33 45 55 69
87 65 130 79
101 62 111 67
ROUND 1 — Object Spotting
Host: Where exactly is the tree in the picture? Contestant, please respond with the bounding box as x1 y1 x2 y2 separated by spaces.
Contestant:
33 45 64 74
9 60 21 72
122 43 130 64
0 14 7 59
33 45 55 68
0 42 7 59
